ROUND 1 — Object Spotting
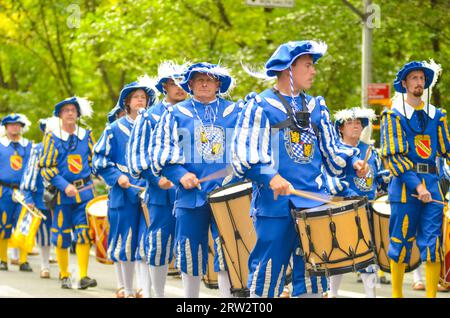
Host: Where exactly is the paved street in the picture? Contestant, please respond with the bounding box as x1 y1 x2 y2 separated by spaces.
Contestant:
0 248 449 298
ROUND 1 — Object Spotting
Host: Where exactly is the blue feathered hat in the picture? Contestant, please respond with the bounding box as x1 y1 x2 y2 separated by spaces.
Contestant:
107 105 124 124
1 113 31 133
117 75 156 110
265 40 328 77
334 107 377 132
54 96 93 118
155 61 188 94
393 61 435 93
179 62 233 94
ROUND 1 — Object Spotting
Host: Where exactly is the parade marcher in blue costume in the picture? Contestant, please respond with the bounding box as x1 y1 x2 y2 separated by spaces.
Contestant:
380 60 450 298
232 40 368 298
39 97 97 290
127 61 187 297
107 105 126 125
0 114 32 272
94 75 156 298
150 62 240 298
327 107 391 298
103 103 126 297
20 118 54 278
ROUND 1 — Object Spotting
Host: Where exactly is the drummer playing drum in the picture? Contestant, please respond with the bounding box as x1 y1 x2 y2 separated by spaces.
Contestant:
326 107 391 298
231 40 368 298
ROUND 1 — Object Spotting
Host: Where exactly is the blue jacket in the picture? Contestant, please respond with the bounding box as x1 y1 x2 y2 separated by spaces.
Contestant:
0 136 32 200
381 100 450 203
127 101 176 206
150 97 241 210
231 89 360 217
325 142 390 200
93 116 146 209
39 126 95 205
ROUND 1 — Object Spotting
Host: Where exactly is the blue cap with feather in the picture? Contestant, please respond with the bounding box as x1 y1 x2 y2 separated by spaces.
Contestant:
265 40 327 77
179 62 233 95
393 61 435 93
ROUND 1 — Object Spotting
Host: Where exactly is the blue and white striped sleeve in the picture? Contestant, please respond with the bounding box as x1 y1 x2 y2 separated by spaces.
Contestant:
20 145 40 205
92 126 122 187
316 97 359 177
323 170 348 196
127 109 161 186
149 109 187 184
231 96 277 188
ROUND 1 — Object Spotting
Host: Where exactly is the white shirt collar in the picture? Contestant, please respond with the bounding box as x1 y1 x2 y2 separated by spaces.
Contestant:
0 136 30 147
193 97 218 105
52 125 86 141
392 99 436 120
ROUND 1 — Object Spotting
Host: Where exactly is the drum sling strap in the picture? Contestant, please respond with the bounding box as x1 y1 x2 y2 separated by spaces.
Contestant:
271 88 319 137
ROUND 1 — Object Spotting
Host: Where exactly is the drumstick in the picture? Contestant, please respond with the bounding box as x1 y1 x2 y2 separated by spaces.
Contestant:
198 166 233 184
361 146 372 171
128 184 146 191
411 194 446 206
12 190 47 220
289 187 336 205
77 184 94 193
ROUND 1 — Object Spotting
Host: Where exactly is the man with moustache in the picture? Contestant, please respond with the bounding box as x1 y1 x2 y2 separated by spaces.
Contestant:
381 60 450 298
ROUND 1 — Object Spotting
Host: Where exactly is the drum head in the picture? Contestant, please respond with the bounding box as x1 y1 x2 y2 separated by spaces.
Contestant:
372 195 391 216
208 181 253 203
86 195 108 217
297 198 366 217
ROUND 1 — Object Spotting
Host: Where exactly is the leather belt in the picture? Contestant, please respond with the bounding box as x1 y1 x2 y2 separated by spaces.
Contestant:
72 176 91 189
0 181 20 189
412 163 437 174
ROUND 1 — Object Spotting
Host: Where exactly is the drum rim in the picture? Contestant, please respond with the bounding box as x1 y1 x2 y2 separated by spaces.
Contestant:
86 194 109 215
207 180 253 203
293 196 368 218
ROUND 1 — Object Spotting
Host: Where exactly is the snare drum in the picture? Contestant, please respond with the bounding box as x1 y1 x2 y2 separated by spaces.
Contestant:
202 229 219 289
372 195 421 273
294 196 376 276
9 206 42 253
208 181 255 297
86 195 113 265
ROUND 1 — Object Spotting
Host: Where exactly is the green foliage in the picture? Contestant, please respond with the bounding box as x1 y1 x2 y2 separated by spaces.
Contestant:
0 0 448 145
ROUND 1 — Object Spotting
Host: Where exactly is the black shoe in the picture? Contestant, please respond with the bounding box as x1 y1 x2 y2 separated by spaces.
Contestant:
379 276 391 285
19 262 33 272
78 276 97 289
0 261 8 271
61 277 72 289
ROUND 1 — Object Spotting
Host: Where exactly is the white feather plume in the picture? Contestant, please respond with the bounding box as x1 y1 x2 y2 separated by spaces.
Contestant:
310 40 328 58
240 60 276 81
45 116 61 133
137 73 158 92
158 61 188 80
74 97 93 118
17 114 31 133
334 107 376 123
422 59 442 103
